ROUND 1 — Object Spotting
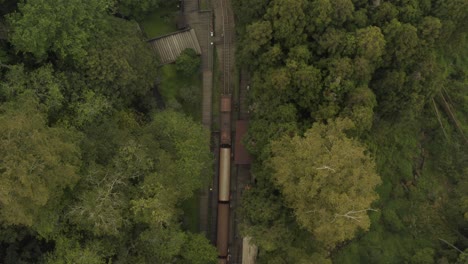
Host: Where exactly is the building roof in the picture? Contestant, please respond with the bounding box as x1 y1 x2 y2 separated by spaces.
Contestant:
242 236 258 264
148 28 201 64
235 120 253 165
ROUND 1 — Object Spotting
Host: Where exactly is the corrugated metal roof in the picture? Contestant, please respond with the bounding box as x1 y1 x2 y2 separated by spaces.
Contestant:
148 28 201 64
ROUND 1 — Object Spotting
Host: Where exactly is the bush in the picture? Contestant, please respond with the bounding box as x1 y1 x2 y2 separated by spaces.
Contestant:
175 48 201 77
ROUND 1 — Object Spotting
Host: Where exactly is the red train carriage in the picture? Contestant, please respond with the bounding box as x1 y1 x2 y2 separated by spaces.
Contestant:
220 95 231 146
217 203 230 261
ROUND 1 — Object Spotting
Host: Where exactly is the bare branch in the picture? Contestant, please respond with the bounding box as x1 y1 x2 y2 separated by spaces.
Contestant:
432 98 449 140
0 61 13 69
323 145 332 154
332 208 379 223
438 238 466 254
316 166 336 173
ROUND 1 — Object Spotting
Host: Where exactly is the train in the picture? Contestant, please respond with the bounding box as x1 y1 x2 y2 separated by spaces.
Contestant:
217 94 231 263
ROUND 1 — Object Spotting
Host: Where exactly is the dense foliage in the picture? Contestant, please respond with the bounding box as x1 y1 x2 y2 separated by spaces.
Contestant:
234 0 467 262
0 0 215 263
176 48 202 77
269 118 381 249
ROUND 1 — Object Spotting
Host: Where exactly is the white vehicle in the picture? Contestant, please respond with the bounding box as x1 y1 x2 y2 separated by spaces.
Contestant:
210 31 214 37
211 42 214 45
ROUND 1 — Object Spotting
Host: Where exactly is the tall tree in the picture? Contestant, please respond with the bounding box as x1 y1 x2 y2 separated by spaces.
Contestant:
117 0 161 19
355 26 385 65
269 118 381 248
0 95 81 235
175 48 201 77
79 17 158 104
7 0 111 62
0 65 65 120
265 0 307 48
44 236 106 264
133 111 212 226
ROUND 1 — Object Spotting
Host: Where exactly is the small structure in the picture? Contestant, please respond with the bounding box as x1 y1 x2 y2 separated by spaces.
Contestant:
235 120 253 165
242 236 258 264
148 28 201 65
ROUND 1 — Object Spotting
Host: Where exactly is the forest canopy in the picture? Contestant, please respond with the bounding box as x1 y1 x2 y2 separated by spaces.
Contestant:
0 0 467 263
0 0 216 263
235 0 468 263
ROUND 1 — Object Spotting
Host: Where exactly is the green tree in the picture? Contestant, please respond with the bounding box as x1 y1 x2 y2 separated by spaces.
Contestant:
246 102 298 160
239 183 294 252
318 28 351 56
71 90 112 128
355 26 386 65
371 2 399 26
411 248 435 264
266 0 307 48
131 111 212 226
342 86 377 133
117 0 162 19
287 45 311 64
330 0 355 26
0 95 81 234
175 48 201 77
256 44 284 72
180 233 218 264
290 64 322 112
177 84 201 106
44 236 106 264
67 162 130 236
232 0 269 26
382 19 419 65
418 16 442 47
134 226 185 263
269 118 381 248
7 0 111 61
243 21 272 55
307 0 333 33
80 17 158 104
0 65 66 121
143 110 212 199
371 69 425 115
434 0 468 43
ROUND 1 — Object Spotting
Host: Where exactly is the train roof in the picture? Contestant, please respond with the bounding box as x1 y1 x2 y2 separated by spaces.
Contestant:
221 95 231 112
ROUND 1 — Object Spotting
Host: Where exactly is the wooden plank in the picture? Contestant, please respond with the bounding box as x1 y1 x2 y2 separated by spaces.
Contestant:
147 28 202 64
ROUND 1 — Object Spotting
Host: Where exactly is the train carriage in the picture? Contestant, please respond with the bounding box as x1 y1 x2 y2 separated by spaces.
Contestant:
218 147 231 202
216 203 230 260
220 95 231 146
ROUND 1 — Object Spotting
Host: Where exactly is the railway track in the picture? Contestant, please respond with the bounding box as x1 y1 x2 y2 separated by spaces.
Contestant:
221 0 234 95
216 0 237 263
